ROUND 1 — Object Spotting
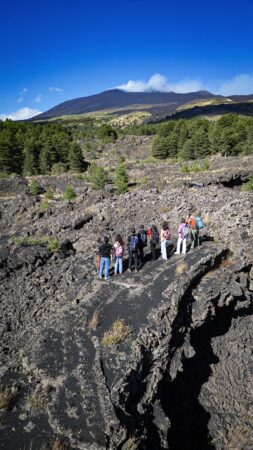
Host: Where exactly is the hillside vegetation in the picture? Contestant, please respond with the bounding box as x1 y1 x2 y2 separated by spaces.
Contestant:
1 113 253 177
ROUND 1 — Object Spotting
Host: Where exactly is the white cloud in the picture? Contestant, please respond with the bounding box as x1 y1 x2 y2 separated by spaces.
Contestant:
17 97 24 104
49 86 63 93
0 107 41 121
117 73 204 93
35 94 42 103
217 73 253 96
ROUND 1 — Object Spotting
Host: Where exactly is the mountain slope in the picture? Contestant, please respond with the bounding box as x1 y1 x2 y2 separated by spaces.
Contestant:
33 89 215 120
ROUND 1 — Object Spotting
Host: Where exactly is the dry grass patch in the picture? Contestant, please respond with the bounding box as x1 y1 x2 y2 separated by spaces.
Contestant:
101 319 131 347
176 261 189 276
51 438 69 450
122 435 140 450
221 256 235 269
0 386 17 411
88 307 101 332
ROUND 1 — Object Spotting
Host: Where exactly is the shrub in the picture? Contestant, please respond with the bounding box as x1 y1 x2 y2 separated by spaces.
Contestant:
45 189 54 200
101 319 131 347
27 394 45 412
63 185 76 202
203 158 210 171
29 179 41 195
51 163 68 175
47 238 60 253
242 176 253 191
98 124 118 143
180 162 190 173
191 162 201 173
39 200 50 211
87 163 107 190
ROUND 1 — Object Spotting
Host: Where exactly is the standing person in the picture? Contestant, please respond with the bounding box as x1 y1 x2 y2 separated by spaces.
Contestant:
187 213 199 249
95 237 102 273
127 228 139 273
160 221 172 260
114 234 124 275
195 211 205 245
99 236 113 280
147 224 159 261
175 218 189 255
137 224 147 263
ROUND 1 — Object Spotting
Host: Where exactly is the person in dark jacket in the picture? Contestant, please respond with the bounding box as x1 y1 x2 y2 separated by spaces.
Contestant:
99 236 112 280
137 224 147 263
127 228 139 272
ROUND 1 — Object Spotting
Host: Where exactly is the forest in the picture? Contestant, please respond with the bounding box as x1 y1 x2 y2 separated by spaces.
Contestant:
1 113 253 176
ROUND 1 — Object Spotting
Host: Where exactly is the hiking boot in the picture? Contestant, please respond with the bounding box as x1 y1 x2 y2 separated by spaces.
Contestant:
135 269 138 273
127 268 131 272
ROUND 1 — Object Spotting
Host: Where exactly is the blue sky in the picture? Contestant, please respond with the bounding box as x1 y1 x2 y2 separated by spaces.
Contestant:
1 0 253 119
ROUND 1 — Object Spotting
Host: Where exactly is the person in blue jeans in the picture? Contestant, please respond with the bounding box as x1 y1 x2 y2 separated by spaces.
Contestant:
114 234 124 275
99 236 112 280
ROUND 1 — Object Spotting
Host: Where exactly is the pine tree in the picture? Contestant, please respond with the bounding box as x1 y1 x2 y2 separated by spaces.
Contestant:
23 137 40 175
68 143 85 171
151 136 168 159
87 163 107 190
193 128 210 158
178 139 195 160
114 162 129 194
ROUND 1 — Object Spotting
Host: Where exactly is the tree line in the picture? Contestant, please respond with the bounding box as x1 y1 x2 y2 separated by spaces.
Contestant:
151 115 253 159
0 120 85 176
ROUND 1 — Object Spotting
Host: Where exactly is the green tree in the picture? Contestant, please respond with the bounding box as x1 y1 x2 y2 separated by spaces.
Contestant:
193 128 210 158
166 132 179 157
178 139 195 160
23 137 41 175
98 124 118 143
87 163 107 190
151 136 168 159
68 142 85 171
114 162 129 194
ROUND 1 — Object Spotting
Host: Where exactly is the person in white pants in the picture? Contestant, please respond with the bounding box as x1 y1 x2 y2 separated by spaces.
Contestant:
175 218 189 255
160 222 172 260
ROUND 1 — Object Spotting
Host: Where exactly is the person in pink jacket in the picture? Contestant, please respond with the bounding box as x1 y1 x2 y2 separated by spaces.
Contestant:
175 218 189 255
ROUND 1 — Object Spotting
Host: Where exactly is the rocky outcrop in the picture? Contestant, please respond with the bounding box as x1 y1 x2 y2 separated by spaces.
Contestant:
0 156 253 449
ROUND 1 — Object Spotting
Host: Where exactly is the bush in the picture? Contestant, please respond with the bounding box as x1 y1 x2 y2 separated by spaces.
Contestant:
51 163 68 175
242 176 253 191
98 124 118 143
114 162 129 194
101 319 131 347
39 200 50 211
180 162 190 173
29 179 41 195
63 185 76 202
87 163 107 190
45 188 54 200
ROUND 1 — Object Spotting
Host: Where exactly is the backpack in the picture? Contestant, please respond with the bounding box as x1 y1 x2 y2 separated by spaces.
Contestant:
163 229 170 240
195 216 204 230
182 224 189 239
129 235 139 252
149 226 159 245
139 229 147 247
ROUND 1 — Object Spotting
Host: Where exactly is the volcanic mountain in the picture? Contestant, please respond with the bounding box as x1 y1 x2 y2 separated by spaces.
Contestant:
33 88 217 120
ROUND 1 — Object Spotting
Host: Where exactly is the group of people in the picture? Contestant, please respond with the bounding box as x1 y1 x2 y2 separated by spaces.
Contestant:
96 213 205 280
